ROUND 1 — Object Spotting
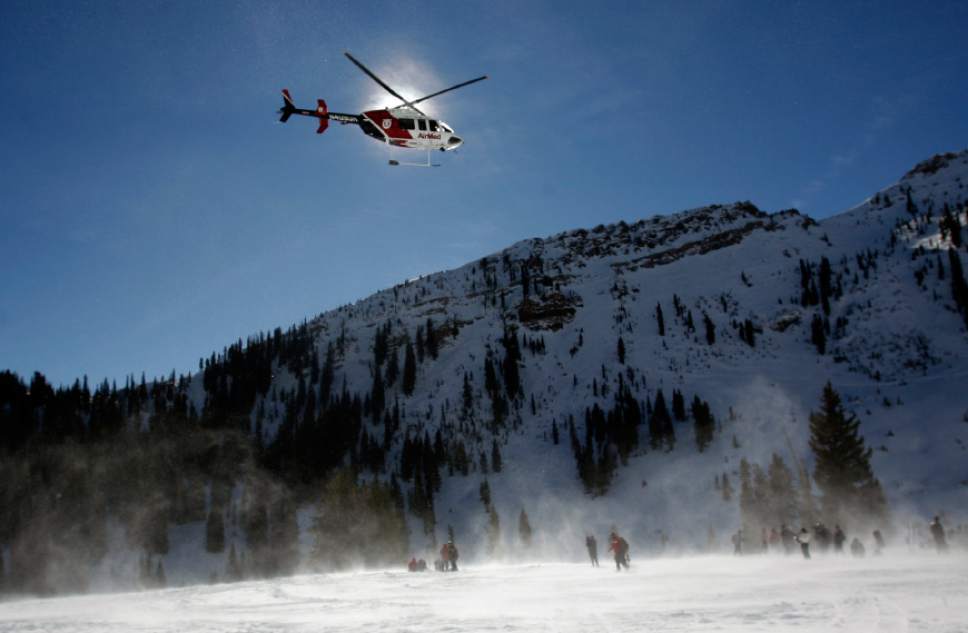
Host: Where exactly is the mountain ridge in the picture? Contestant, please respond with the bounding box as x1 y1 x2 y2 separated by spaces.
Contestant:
2 148 966 593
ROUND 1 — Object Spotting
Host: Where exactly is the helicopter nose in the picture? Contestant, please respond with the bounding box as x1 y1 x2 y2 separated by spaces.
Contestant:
447 136 463 149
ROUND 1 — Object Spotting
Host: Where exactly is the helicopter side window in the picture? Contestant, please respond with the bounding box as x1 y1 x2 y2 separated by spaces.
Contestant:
417 119 427 131
399 118 415 130
429 120 439 132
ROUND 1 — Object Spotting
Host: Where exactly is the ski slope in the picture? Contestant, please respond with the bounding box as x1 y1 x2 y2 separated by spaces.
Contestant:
1 554 965 632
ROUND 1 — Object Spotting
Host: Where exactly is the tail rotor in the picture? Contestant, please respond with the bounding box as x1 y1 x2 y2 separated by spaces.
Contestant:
279 89 296 123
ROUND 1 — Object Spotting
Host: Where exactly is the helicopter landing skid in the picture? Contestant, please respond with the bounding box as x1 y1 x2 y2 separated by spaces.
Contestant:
389 151 439 168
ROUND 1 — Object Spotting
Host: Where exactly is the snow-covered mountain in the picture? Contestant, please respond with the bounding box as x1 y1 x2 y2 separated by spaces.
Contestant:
234 149 968 555
7 150 968 594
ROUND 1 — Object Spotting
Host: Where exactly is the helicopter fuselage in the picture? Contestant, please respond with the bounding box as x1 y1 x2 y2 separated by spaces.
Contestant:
360 108 463 151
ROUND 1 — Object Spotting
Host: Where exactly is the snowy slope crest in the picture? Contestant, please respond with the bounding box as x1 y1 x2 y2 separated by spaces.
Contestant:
219 150 968 570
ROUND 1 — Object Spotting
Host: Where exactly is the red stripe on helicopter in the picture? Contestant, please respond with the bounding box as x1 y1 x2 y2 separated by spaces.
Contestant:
363 110 412 140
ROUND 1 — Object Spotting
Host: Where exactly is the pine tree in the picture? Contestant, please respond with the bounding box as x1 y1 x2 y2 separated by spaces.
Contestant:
269 496 301 576
518 509 533 547
321 344 335 405
479 479 492 510
146 506 170 555
205 508 225 553
402 340 417 396
671 389 686 421
721 472 733 502
461 372 473 418
226 543 242 581
692 396 715 452
155 560 166 588
738 458 755 531
767 453 797 527
487 506 501 555
385 348 399 387
742 319 755 347
491 439 503 473
650 390 674 450
617 336 626 364
416 327 425 363
796 461 818 526
656 303 665 336
703 313 716 345
810 314 826 354
370 365 385 421
751 463 769 532
425 318 438 359
818 257 832 315
948 249 968 326
808 382 888 526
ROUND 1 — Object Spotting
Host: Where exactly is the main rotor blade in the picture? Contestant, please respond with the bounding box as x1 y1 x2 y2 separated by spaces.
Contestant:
344 51 410 106
408 75 488 107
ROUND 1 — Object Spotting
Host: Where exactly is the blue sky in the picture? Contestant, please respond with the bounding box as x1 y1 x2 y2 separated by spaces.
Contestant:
1 0 967 387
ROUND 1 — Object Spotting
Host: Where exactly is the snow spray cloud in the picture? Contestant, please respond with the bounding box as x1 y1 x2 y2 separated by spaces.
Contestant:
428 376 835 564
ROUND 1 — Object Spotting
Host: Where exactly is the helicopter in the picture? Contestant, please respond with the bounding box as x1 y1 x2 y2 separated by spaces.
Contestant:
279 52 487 167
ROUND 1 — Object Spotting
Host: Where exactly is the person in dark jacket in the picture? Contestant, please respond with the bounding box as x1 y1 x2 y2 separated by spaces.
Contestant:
814 523 831 552
929 516 948 553
872 529 885 555
780 524 796 555
795 528 812 559
850 537 865 557
447 541 460 571
585 535 599 567
833 525 846 553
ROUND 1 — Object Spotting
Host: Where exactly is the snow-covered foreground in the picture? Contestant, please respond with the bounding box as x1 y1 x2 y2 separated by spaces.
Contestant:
2 554 966 632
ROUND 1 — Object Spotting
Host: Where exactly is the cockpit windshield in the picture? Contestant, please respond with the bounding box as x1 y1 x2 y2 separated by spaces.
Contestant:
439 121 453 133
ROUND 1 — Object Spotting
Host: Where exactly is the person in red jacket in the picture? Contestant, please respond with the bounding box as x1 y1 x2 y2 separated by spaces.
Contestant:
407 557 418 572
608 530 630 571
439 542 450 571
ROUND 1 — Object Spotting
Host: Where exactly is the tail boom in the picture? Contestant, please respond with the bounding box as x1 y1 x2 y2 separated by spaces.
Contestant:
278 89 359 134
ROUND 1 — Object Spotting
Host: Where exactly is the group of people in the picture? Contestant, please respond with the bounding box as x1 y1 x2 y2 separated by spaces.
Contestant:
406 557 428 572
585 530 630 571
404 516 954 574
405 540 460 572
731 522 885 560
732 515 951 560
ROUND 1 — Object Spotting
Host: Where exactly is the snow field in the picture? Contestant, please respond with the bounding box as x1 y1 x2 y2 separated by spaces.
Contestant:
1 553 965 632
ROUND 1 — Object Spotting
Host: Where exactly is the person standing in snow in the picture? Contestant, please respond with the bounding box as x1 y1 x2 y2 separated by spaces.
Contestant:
850 538 865 557
795 528 812 559
814 523 830 552
872 529 885 555
585 535 599 567
929 516 948 553
439 542 450 571
608 530 630 571
780 524 796 555
833 525 846 553
731 529 743 555
768 527 781 552
447 541 460 571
